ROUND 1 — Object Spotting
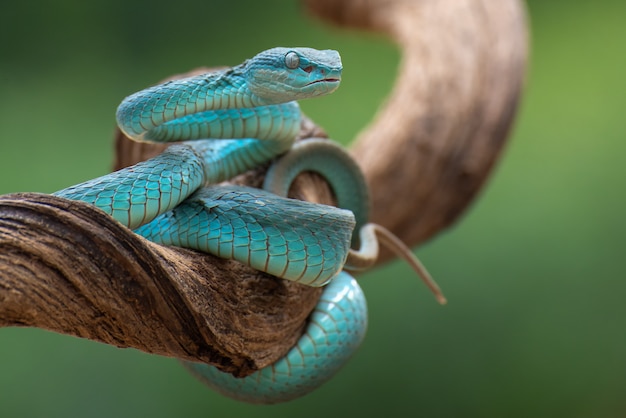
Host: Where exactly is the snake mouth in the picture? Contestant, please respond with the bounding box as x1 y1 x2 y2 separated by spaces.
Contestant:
306 78 341 86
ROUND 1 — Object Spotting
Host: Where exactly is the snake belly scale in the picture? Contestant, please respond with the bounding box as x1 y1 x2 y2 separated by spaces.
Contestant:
54 47 420 404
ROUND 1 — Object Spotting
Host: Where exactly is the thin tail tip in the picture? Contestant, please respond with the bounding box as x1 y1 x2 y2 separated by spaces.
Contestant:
436 294 448 306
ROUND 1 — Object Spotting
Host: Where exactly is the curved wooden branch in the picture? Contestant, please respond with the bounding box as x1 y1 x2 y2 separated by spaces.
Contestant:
305 0 528 261
0 0 527 377
0 193 321 376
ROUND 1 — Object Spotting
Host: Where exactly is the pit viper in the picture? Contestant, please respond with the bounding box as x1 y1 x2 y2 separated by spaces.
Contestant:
54 47 444 403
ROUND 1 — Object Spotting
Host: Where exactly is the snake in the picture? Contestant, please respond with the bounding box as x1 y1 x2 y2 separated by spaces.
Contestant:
54 47 445 404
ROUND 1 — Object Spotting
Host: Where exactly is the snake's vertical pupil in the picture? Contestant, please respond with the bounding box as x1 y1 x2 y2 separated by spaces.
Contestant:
285 51 300 69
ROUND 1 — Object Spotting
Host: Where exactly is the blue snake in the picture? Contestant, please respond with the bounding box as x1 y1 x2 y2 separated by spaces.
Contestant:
54 47 445 403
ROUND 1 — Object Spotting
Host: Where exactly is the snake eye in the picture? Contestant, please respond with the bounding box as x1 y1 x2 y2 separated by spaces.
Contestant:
284 51 300 69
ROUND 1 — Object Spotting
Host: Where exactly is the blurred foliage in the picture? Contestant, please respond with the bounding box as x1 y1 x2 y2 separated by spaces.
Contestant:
0 0 625 417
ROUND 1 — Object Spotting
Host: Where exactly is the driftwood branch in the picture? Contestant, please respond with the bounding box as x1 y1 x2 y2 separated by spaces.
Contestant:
0 0 527 376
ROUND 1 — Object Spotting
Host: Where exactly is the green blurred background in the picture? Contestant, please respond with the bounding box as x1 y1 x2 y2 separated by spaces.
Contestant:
1 1 625 417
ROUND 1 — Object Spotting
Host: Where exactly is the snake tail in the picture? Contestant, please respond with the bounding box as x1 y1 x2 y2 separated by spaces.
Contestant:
351 223 447 305
263 138 446 303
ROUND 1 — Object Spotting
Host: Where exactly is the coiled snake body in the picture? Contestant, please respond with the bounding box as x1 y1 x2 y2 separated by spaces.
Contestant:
55 47 443 403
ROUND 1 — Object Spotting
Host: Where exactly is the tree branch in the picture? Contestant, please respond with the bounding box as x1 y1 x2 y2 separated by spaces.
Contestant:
0 193 321 376
305 0 528 261
0 0 527 376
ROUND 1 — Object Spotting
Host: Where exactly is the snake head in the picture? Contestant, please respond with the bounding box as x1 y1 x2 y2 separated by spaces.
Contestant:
243 47 342 103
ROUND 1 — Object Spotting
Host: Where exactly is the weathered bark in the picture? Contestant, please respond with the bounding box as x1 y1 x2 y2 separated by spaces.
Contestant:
0 193 321 376
0 0 527 376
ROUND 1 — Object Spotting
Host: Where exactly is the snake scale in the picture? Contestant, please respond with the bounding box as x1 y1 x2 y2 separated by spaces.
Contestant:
54 47 444 403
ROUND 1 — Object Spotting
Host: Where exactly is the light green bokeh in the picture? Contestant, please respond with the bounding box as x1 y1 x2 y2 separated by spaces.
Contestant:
0 1 625 417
